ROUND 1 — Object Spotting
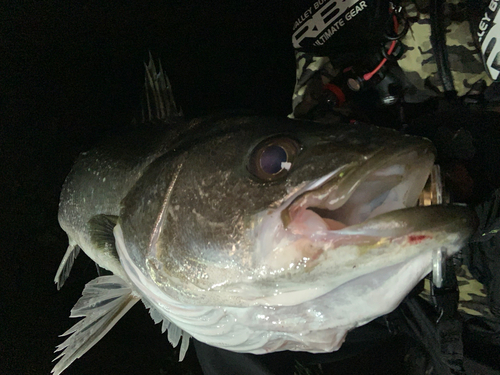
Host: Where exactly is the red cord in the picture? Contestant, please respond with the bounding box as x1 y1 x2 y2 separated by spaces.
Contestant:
324 83 346 106
363 13 399 81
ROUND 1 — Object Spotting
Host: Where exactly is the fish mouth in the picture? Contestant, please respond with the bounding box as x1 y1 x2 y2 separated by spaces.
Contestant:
248 143 475 306
282 144 437 239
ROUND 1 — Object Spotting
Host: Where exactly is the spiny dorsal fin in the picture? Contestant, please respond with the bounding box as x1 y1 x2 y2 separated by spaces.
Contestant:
52 275 139 375
143 51 183 123
54 243 81 290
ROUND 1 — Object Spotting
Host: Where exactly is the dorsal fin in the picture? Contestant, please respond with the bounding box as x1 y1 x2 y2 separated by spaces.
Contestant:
143 52 183 123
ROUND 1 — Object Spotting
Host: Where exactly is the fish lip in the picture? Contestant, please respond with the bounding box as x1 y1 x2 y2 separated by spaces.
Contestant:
335 204 478 236
281 143 437 239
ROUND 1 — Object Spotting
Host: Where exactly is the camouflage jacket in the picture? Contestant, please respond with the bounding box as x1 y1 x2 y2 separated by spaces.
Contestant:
291 0 494 119
290 0 500 324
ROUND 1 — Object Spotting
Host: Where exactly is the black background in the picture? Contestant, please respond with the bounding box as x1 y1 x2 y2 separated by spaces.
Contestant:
4 1 500 375
1 1 296 374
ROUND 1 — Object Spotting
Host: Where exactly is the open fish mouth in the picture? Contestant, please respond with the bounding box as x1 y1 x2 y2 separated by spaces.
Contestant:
282 144 436 240
250 142 475 306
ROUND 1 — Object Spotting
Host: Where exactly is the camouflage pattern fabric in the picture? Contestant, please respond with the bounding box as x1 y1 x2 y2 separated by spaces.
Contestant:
290 0 494 118
289 1 498 321
290 51 336 118
456 265 495 319
399 0 493 97
420 265 496 322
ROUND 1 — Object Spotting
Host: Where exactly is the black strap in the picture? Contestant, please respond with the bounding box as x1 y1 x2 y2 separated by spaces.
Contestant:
393 264 465 375
429 0 457 98
431 263 466 375
400 297 454 375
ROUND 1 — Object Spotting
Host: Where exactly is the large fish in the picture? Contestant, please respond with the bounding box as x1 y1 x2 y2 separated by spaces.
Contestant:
52 58 475 374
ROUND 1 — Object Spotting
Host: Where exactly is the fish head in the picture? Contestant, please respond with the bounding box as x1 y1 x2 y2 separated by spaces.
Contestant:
117 117 475 311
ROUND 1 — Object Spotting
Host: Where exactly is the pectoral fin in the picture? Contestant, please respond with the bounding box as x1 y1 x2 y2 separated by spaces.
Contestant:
52 275 139 375
88 214 119 253
55 215 120 290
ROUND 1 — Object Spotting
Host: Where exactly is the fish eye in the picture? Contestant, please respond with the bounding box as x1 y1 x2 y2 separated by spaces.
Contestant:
248 137 300 181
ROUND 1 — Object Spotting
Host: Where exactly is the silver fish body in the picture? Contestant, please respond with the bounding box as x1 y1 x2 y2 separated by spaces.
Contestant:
54 115 475 373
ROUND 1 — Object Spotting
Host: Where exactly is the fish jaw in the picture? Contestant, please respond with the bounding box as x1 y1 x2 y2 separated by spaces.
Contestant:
232 143 475 306
253 142 436 273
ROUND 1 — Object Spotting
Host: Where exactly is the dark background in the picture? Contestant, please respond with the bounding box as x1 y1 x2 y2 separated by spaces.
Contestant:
3 1 500 375
1 1 296 374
